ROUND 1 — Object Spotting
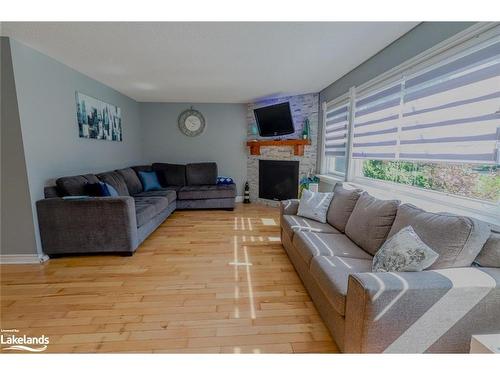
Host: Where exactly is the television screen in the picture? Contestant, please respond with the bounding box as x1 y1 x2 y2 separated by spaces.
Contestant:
254 102 294 137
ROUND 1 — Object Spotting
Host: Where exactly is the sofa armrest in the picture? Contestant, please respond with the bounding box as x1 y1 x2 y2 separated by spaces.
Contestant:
36 197 138 255
280 199 300 216
344 267 500 353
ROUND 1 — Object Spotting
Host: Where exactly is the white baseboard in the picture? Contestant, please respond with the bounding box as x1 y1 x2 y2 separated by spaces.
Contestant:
0 254 45 264
235 196 244 203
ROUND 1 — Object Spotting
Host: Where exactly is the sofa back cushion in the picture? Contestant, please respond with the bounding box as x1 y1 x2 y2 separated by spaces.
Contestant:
345 192 400 255
97 171 130 196
327 184 363 232
131 165 153 174
387 204 491 269
152 163 186 187
56 174 99 196
116 167 143 195
186 162 217 185
475 232 500 268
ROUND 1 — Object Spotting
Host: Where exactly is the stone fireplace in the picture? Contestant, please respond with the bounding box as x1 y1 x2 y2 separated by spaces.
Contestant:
246 93 319 205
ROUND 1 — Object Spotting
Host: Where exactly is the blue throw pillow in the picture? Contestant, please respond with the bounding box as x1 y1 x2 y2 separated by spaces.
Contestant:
217 176 234 185
138 171 162 191
102 182 119 197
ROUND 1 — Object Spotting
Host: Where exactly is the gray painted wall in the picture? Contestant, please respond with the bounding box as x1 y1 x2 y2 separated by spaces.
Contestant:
1 37 39 256
8 38 144 256
317 22 476 184
140 103 248 194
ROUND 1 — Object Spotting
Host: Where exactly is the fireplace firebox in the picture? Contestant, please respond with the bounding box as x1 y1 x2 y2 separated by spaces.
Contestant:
259 160 299 201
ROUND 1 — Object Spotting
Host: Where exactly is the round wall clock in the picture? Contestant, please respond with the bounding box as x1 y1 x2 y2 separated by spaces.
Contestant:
178 107 206 137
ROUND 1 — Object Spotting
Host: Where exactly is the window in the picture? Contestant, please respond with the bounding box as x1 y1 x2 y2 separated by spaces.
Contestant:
350 32 500 204
320 24 500 226
360 160 499 203
321 98 350 176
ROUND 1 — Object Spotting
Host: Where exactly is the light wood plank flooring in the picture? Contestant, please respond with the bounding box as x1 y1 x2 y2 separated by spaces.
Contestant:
0 203 338 353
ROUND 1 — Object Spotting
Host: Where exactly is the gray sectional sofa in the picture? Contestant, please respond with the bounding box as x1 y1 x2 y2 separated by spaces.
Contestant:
37 162 236 257
280 183 500 353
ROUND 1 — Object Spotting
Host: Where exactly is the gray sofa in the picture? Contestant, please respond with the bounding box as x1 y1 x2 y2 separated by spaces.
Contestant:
280 183 500 353
37 162 236 257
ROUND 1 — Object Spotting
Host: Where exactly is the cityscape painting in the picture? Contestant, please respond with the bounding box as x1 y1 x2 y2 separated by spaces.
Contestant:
75 92 122 141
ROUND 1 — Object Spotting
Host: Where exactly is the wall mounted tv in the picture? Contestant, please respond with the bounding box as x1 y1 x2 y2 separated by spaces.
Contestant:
254 102 295 137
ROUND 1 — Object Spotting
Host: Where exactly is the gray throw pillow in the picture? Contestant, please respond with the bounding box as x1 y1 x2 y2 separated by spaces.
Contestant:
372 226 439 272
297 189 334 224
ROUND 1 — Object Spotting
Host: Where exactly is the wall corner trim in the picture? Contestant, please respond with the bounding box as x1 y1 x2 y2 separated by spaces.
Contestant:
0 254 46 264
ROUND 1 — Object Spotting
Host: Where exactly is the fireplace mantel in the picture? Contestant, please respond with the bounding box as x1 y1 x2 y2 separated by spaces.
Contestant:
246 139 311 156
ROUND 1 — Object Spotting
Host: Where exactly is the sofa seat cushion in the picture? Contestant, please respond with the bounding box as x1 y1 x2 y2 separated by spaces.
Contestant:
186 162 218 185
133 196 170 227
281 215 341 240
310 256 373 316
56 174 99 196
327 184 362 232
135 204 157 227
293 232 373 267
177 184 236 200
97 171 130 196
116 167 143 195
133 189 177 204
388 204 491 269
345 192 400 256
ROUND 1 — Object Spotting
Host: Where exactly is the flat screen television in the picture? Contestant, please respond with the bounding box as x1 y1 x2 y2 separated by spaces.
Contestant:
254 102 294 137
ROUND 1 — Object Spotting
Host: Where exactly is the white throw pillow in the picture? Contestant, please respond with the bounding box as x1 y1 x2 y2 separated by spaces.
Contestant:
372 226 439 272
297 189 334 223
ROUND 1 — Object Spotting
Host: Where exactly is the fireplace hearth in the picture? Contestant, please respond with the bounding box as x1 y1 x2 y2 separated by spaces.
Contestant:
259 160 299 201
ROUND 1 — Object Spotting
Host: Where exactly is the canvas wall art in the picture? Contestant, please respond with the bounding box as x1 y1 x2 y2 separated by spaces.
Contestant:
75 92 122 141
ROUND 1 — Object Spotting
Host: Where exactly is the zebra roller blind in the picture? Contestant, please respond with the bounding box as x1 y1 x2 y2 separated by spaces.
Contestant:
324 100 350 157
352 34 500 164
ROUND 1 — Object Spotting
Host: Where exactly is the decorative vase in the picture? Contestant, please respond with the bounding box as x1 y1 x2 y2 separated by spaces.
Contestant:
302 118 310 140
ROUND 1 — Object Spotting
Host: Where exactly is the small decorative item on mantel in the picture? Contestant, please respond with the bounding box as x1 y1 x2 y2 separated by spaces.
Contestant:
249 122 259 139
299 174 320 197
302 118 310 140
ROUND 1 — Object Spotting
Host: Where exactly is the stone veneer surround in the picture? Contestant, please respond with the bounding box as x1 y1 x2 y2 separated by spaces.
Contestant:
246 93 319 205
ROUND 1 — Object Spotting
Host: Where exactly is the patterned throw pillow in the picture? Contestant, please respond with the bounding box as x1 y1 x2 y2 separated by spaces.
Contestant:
372 226 439 272
217 176 234 185
297 189 334 224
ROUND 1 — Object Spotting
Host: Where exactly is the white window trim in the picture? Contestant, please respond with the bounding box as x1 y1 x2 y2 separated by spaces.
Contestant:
319 93 350 178
318 22 500 229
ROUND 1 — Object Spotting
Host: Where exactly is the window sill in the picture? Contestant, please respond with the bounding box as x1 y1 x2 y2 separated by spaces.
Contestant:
317 174 344 186
348 177 500 230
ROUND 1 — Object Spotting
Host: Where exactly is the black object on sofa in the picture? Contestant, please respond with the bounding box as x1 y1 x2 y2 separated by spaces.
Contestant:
36 162 236 257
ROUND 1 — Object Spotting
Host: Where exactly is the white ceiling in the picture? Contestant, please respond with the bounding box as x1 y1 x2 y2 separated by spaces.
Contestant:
2 22 418 103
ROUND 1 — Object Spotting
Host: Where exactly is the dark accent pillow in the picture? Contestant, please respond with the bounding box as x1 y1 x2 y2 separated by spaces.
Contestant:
138 171 162 191
186 162 217 185
85 183 104 197
152 163 186 187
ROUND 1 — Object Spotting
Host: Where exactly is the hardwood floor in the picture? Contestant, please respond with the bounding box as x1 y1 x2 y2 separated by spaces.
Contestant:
0 203 338 353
